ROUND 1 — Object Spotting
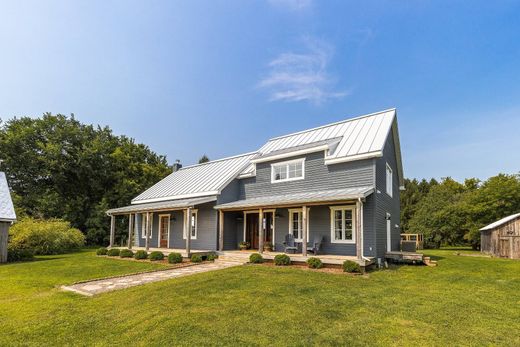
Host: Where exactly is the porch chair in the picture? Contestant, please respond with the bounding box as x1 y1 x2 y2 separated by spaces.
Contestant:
307 236 323 255
283 234 298 254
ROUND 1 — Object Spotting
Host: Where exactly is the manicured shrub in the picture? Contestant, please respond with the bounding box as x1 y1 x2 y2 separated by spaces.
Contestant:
168 252 183 264
249 253 264 264
107 248 120 257
206 253 217 261
96 247 108 256
274 254 291 266
134 250 148 260
119 249 134 258
6 242 34 262
149 251 164 261
191 254 202 263
306 257 323 269
343 260 362 273
9 218 85 255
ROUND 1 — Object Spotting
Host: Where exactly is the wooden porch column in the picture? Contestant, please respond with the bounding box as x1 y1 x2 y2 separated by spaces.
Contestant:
185 207 192 256
218 210 224 251
258 208 264 253
356 200 362 260
145 212 150 251
109 215 115 247
302 206 308 256
127 213 134 249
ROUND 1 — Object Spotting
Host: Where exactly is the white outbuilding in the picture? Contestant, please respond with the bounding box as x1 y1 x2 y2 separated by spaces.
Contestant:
0 172 16 263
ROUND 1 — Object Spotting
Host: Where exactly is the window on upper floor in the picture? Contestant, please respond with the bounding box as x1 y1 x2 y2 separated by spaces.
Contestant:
271 158 305 183
386 163 393 197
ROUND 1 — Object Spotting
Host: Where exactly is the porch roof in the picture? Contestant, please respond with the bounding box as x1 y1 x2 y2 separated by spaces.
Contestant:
106 196 217 215
214 186 374 210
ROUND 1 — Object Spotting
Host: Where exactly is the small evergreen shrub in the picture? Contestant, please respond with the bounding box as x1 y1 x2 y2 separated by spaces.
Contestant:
107 248 120 257
274 254 291 266
306 257 323 269
6 243 34 262
134 250 148 260
96 247 108 256
168 252 183 264
343 260 362 273
191 254 202 263
249 253 264 264
206 253 217 261
119 249 134 258
149 251 164 261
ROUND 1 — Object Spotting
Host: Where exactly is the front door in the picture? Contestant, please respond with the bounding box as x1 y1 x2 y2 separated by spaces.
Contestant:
246 213 259 249
159 215 169 248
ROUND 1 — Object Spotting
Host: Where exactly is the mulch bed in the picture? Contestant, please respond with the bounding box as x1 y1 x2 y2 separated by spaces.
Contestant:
249 261 365 276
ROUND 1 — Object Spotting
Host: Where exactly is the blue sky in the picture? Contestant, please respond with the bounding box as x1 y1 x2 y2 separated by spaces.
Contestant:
1 0 519 181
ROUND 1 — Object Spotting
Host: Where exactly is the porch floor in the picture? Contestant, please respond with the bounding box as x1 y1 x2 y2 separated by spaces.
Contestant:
113 246 212 258
219 250 373 266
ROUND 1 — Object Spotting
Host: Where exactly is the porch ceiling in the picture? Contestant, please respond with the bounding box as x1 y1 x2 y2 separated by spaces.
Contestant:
214 186 374 210
106 196 217 215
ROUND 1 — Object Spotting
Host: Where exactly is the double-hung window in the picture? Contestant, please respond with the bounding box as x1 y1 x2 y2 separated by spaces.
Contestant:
330 206 355 243
271 159 305 183
386 163 393 197
288 208 309 242
141 213 152 239
183 210 198 240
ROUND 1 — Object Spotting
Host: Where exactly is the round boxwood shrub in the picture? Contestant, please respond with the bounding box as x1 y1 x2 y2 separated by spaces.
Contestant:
134 250 148 260
306 257 323 269
119 249 134 258
168 252 183 264
343 260 362 273
249 253 263 264
107 248 120 257
96 247 108 256
274 254 291 266
206 253 217 261
191 254 203 263
149 251 165 261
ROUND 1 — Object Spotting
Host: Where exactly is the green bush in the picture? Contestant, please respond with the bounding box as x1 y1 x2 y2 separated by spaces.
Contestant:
168 252 183 264
119 249 134 258
206 253 217 261
107 248 120 257
191 254 202 263
249 253 264 264
96 247 108 256
306 257 323 269
274 254 291 266
9 218 85 255
149 251 164 261
343 260 362 273
6 243 34 262
134 250 148 260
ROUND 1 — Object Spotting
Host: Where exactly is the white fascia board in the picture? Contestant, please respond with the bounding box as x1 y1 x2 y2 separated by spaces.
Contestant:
324 151 383 165
131 191 220 205
0 218 15 223
251 145 329 164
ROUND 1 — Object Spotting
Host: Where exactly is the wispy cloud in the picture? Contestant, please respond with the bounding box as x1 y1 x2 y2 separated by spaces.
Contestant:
258 38 348 104
268 0 312 11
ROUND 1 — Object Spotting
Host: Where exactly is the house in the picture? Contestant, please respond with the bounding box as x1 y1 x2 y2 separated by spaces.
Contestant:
107 108 404 265
0 172 17 263
480 213 520 259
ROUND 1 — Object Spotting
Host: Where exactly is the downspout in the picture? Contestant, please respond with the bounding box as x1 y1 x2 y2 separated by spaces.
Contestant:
358 197 371 263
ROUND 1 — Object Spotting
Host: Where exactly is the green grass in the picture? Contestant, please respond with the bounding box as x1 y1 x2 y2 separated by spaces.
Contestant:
1 249 519 346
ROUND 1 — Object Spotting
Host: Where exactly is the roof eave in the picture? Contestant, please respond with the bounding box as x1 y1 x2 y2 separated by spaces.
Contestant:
324 151 383 165
131 191 220 205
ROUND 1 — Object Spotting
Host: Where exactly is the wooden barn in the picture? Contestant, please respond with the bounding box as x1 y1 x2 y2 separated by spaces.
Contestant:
0 172 17 263
480 213 520 259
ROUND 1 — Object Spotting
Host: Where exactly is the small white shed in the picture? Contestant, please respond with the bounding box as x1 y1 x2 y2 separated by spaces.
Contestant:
0 172 17 263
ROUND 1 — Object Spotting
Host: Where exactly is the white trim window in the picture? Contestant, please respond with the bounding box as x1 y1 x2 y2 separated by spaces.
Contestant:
141 213 152 239
183 209 198 240
288 208 309 242
271 159 305 183
330 206 355 243
386 163 393 197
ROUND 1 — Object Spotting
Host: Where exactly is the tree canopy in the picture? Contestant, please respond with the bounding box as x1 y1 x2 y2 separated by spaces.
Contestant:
198 154 210 163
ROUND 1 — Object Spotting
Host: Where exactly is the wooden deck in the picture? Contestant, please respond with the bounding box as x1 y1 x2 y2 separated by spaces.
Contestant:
218 250 373 266
385 251 424 263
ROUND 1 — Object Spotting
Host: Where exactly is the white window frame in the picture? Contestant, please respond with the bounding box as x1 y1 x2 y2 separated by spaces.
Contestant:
329 206 356 244
271 158 305 183
141 213 153 239
183 209 198 240
386 163 393 197
288 208 309 242
159 214 171 247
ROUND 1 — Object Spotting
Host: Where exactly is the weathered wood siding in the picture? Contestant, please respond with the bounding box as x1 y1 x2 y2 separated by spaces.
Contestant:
481 217 520 259
0 222 9 263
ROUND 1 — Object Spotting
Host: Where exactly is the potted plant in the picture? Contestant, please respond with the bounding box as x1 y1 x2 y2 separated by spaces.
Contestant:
239 241 250 250
263 242 273 252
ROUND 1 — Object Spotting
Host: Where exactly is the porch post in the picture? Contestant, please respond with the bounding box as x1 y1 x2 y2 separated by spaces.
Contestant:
258 208 264 253
185 207 192 256
109 215 115 247
356 200 362 260
302 206 308 256
218 210 224 251
127 213 133 249
145 212 150 251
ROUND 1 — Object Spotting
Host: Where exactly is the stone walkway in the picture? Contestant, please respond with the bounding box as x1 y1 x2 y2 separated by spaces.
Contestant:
61 261 242 296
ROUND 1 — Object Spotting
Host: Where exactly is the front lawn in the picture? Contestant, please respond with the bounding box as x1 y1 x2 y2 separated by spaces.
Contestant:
0 249 519 346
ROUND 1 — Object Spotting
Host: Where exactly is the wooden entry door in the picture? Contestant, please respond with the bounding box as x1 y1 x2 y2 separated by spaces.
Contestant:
159 215 169 248
246 213 259 249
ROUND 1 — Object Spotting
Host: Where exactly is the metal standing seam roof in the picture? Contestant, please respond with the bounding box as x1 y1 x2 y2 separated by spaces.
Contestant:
214 186 374 210
480 213 520 231
132 152 257 204
107 196 217 215
0 172 16 222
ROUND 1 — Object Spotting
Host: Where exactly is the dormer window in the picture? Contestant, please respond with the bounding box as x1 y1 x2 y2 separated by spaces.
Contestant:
271 158 305 183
